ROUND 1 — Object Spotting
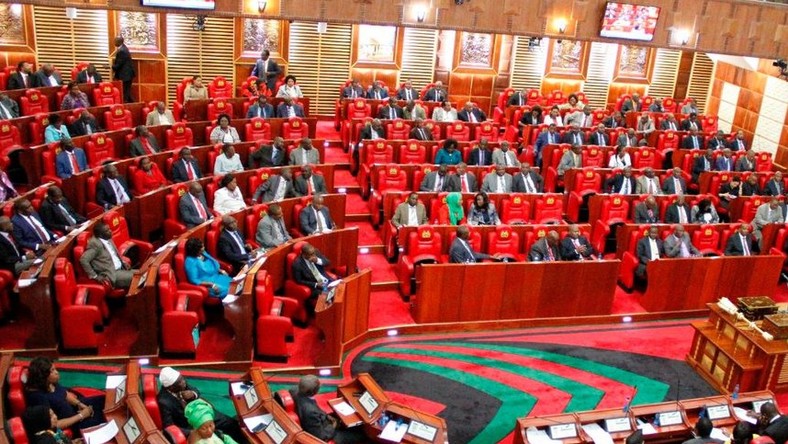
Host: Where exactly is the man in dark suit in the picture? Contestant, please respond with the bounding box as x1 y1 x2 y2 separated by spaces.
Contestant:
0 94 19 120
729 130 748 152
507 88 528 107
620 93 641 113
358 119 386 142
76 63 102 84
112 36 135 102
634 196 660 224
419 164 455 192
561 224 596 260
409 119 432 141
69 110 102 137
79 221 135 289
608 167 637 194
692 149 715 183
377 97 404 120
759 402 788 444
664 194 692 224
179 182 211 228
616 128 639 148
292 243 336 301
660 113 680 131
765 171 784 196
33 64 62 88
12 199 57 253
724 223 756 256
249 137 286 168
6 61 34 90
422 81 446 102
55 140 88 180
39 186 86 234
0 216 36 276
291 375 365 443
300 193 335 235
172 148 202 183
603 111 626 129
396 80 419 101
457 102 486 123
366 80 388 100
561 124 586 145
252 168 298 203
129 125 160 157
96 164 132 209
681 128 704 150
683 417 720 444
276 97 305 118
715 148 735 172
662 167 687 195
246 95 275 119
636 226 663 279
250 49 281 93
534 124 561 166
449 225 498 263
450 163 477 193
680 113 703 132
708 130 728 150
468 139 493 166
528 231 561 262
341 79 365 99
588 124 610 146
512 162 543 193
217 216 253 274
742 174 762 196
293 165 327 196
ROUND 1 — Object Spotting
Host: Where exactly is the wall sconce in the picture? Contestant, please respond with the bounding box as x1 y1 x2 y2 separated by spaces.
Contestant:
65 7 77 19
415 7 426 23
317 22 327 34
676 30 690 45
9 4 22 16
257 0 267 12
555 18 567 34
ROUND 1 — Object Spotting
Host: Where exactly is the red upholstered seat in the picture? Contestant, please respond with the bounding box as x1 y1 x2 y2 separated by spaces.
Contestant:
399 140 428 164
274 389 301 425
739 196 766 223
547 90 565 107
245 117 272 143
347 98 371 119
702 115 718 132
397 226 442 296
566 170 603 222
244 203 268 246
173 249 215 315
166 122 194 150
533 194 564 224
755 152 773 172
104 210 153 266
526 89 542 107
359 140 395 199
157 263 201 354
84 133 116 166
8 417 26 444
53 258 105 350
487 225 525 261
369 164 408 227
386 119 411 140
70 62 90 81
619 225 650 291
657 131 680 154
104 104 133 131
39 141 63 186
446 121 470 141
423 119 442 140
7 365 27 417
591 109 609 126
692 225 722 256
28 113 50 145
500 194 532 224
255 270 299 360
208 76 233 99
583 146 606 168
164 183 190 240
474 121 498 142
0 120 22 156
631 147 661 169
20 89 49 116
92 82 121 106
282 117 308 140
175 77 192 104
207 98 233 122
492 88 515 125
599 195 631 226
140 373 188 443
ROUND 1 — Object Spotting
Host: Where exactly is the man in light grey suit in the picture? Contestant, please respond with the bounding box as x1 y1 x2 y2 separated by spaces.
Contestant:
299 193 335 235
557 145 583 177
662 168 687 195
449 225 498 263
293 165 327 196
419 164 456 192
391 193 427 228
289 138 320 165
491 142 520 167
636 168 662 195
481 165 513 193
753 198 784 247
145 102 176 126
256 203 292 248
79 221 136 289
512 163 543 193
663 225 700 258
178 182 211 228
252 168 298 203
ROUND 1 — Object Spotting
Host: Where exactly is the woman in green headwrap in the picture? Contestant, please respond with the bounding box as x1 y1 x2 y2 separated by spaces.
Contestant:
438 192 465 225
184 399 238 444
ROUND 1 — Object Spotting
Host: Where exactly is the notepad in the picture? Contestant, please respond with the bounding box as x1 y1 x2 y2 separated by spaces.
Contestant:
332 401 356 416
582 423 614 444
243 414 273 433
83 420 119 444
525 427 561 444
407 421 437 442
379 420 408 443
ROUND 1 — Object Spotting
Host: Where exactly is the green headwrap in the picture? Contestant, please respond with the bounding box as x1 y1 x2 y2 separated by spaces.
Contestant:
184 399 215 429
446 192 464 225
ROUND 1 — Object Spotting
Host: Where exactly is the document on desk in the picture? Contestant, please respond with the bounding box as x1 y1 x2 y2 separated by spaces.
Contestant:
230 382 249 396
525 426 561 444
17 279 35 288
223 295 239 305
83 420 119 444
105 375 126 390
243 413 273 433
379 421 408 443
734 407 758 424
710 427 728 442
582 423 614 444
332 400 356 416
637 422 657 435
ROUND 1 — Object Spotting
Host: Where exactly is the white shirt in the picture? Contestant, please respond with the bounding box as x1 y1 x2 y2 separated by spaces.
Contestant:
99 238 123 270
314 208 331 233
649 238 659 260
407 205 419 226
543 115 563 126
496 176 506 193
109 178 130 204
47 74 58 86
273 178 288 201
213 187 245 215
523 175 536 193
608 153 631 168
156 112 172 125
213 154 244 175
619 177 631 195
673 178 683 194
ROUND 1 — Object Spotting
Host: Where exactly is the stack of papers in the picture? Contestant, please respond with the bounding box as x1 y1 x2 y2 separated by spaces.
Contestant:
243 414 273 433
379 420 408 443
582 423 614 444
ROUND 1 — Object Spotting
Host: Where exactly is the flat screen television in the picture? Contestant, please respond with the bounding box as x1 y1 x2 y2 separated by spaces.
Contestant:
141 0 215 10
600 2 661 42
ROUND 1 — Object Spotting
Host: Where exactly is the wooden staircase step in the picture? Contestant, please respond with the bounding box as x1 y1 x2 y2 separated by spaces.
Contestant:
371 281 400 291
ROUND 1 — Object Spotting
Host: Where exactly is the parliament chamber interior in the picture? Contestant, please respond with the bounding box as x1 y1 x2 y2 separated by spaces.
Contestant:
1 0 788 442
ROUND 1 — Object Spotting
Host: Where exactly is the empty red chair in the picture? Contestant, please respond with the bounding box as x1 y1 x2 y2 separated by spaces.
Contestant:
20 89 49 116
83 133 116 166
157 263 200 354
359 140 395 198
487 225 525 261
739 197 765 223
446 122 471 141
756 152 773 172
399 140 428 164
92 82 121 106
702 115 718 132
207 98 233 122
245 118 272 143
255 270 300 360
166 122 194 150
0 121 21 156
591 109 609 126
692 225 722 256
583 146 606 167
208 76 233 99
566 170 603 222
657 131 680 154
386 119 411 140
282 117 308 139
53 258 105 350
104 104 133 130
533 194 564 224
598 195 631 226
397 226 442 296
631 148 660 169
164 184 190 240
369 164 408 227
662 97 678 113
547 90 565 107
526 89 542 106
500 194 532 224
474 122 498 142
619 226 650 291
493 88 515 125
347 98 371 119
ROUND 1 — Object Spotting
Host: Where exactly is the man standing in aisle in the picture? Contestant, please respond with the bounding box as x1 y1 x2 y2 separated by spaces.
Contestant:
112 36 135 103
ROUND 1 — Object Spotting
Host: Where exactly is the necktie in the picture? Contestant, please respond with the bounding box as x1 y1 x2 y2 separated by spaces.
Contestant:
497 177 505 192
670 122 676 131
0 103 10 120
435 176 443 192
704 158 709 170
574 134 581 145
648 180 654 194
29 216 48 243
193 195 207 220
546 244 555 261
351 89 356 99
679 238 690 258
69 152 80 174
5 234 20 256
59 203 76 225
525 176 533 193
504 153 510 167
232 231 245 251
647 209 654 221
276 219 287 239
470 112 477 123
315 208 324 232
257 107 262 118
675 178 682 194
479 150 485 165
622 179 629 194
406 90 411 100
23 74 29 88
572 239 584 260
85 121 93 135
739 140 744 150
463 240 475 262
461 175 468 192
185 161 195 180
306 178 313 195
419 129 426 140
262 60 268 76
112 180 128 204
519 96 523 106
742 236 750 256
692 137 698 149
288 106 295 118
306 259 326 284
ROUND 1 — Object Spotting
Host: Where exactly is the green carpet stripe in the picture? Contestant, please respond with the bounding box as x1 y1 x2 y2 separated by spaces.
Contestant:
375 346 602 412
362 355 535 444
445 342 669 404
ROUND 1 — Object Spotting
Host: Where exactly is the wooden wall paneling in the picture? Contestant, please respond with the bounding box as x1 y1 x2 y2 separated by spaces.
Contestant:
606 83 647 108
509 36 547 93
233 18 290 92
647 48 681 99
583 42 617 110
348 68 400 92
399 27 437 92
108 12 167 103
0 4 37 67
673 50 695 100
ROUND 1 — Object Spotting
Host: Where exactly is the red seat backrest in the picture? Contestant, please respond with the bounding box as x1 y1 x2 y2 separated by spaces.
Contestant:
245 118 272 143
364 141 395 166
347 99 371 119
208 76 233 99
93 82 121 106
692 225 721 252
600 196 630 225
583 146 606 168
20 89 49 116
245 203 268 242
487 225 521 257
282 117 308 139
207 99 233 122
446 122 471 142
399 141 428 164
500 194 532 224
104 104 133 131
376 165 408 193
84 133 116 166
166 123 194 150
533 194 564 224
572 170 602 194
386 119 411 140
166 184 190 220
474 122 498 142
405 227 442 261
0 121 21 152
631 148 660 169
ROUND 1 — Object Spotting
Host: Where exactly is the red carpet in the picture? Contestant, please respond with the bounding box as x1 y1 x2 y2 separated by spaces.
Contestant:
357 253 398 281
315 121 341 141
344 193 369 215
333 170 358 188
611 287 648 314
347 221 382 246
368 290 415 329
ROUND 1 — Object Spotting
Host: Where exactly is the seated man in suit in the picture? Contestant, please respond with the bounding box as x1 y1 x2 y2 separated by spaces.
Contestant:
608 167 637 194
561 123 585 145
636 226 663 280
603 111 626 129
6 61 34 90
55 139 88 180
724 223 756 256
468 138 493 166
529 230 561 262
96 163 132 209
681 113 703 132
660 113 680 131
620 93 641 113
735 149 757 172
391 192 427 229
291 375 365 444
681 128 704 150
0 93 20 120
289 138 320 165
565 105 594 128
557 144 583 177
39 185 86 234
246 95 274 119
764 171 784 196
452 163 477 193
256 203 292 249
449 225 500 263
249 137 286 168
145 102 175 126
758 402 788 444
292 243 338 303
423 81 447 102
69 110 102 137
341 79 365 99
397 80 419 101
664 194 692 224
276 97 305 118
753 199 784 248
403 100 426 121
0 216 36 276
179 182 211 228
512 162 543 193
616 128 639 148
79 221 136 290
300 193 336 235
729 130 748 152
534 123 561 166
171 147 202 183
419 164 455 192
367 80 388 100
636 168 662 195
457 102 486 123
217 216 254 274
742 174 761 196
588 124 610 146
491 141 520 167
481 165 513 193
626 431 644 444
560 224 597 261
409 118 432 141
76 63 102 84
708 130 728 150
294 165 328 196
692 149 715 183
11 199 57 253
681 98 699 115
252 167 298 203
648 98 664 113
508 87 528 107
377 97 404 120
34 63 62 87
634 195 661 223
129 125 161 157
358 119 386 144
662 167 687 195
664 225 700 258
431 100 457 122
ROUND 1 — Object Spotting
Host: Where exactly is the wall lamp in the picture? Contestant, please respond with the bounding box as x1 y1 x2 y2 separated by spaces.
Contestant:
257 0 267 12
555 18 567 34
416 7 426 23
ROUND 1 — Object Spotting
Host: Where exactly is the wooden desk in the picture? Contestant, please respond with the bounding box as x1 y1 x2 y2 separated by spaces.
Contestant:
104 361 142 413
576 408 634 443
314 269 371 367
183 97 311 121
679 395 737 429
413 261 620 323
514 413 583 444
102 395 168 444
630 402 692 444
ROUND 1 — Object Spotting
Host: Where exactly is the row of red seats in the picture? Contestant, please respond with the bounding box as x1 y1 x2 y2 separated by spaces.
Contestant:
2 84 122 117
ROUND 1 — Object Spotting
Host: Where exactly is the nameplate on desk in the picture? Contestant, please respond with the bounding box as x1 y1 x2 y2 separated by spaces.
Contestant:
706 405 730 420
752 399 773 412
656 411 682 426
359 391 379 416
123 417 141 444
243 386 259 409
243 413 273 433
264 420 287 444
136 272 147 289
114 382 127 405
17 279 35 288
408 421 437 442
549 423 577 439
604 417 631 433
